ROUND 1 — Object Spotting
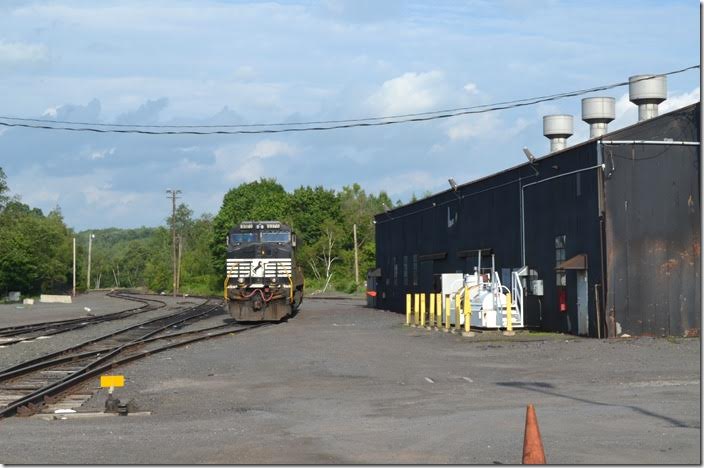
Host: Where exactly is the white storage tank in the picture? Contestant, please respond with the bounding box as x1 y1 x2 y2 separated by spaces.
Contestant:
629 74 667 121
543 114 573 152
582 97 615 138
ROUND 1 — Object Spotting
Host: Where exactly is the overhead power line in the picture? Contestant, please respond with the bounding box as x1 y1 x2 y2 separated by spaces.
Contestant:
0 64 698 136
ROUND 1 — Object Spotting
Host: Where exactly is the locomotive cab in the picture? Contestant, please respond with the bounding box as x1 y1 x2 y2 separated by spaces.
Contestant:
225 221 304 321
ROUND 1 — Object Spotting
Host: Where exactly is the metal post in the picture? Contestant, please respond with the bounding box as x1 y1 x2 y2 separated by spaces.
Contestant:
86 233 93 291
176 234 182 296
353 223 359 285
435 293 442 330
405 294 411 326
413 293 419 327
503 291 515 336
444 295 451 332
72 237 76 297
462 286 475 337
453 292 461 334
420 293 426 328
428 293 435 330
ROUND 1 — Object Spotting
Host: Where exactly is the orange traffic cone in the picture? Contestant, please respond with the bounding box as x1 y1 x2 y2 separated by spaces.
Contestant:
522 404 546 464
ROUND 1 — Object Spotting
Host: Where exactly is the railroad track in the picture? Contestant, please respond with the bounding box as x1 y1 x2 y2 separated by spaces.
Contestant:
0 296 261 418
0 292 168 346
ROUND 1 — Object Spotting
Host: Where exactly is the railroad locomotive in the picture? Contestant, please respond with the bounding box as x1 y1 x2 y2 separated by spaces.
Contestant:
224 221 304 321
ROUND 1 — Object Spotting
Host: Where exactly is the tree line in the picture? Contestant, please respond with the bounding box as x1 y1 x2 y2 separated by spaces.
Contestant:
0 168 397 297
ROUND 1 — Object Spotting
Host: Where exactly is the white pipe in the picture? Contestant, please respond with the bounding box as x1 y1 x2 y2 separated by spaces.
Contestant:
600 140 699 146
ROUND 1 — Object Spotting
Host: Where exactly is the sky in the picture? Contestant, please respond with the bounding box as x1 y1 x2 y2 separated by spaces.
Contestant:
0 0 700 230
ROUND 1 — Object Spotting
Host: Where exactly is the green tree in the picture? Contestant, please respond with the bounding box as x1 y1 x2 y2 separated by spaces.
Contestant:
211 178 290 272
0 201 72 295
0 167 9 209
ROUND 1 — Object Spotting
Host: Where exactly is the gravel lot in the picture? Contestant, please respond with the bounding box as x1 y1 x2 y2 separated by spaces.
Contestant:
0 298 699 464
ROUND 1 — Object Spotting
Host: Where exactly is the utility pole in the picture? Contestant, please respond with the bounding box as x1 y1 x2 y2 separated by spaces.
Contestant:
353 223 359 285
166 189 181 298
86 233 95 291
72 237 76 297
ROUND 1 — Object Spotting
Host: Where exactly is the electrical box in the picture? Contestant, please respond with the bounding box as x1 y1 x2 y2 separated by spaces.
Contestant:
532 279 544 296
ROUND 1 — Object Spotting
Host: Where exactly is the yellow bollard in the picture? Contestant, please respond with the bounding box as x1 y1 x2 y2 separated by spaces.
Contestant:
453 293 461 333
435 293 442 330
428 293 435 330
444 295 451 332
503 291 515 336
405 294 411 326
462 286 475 337
413 293 419 327
420 293 426 328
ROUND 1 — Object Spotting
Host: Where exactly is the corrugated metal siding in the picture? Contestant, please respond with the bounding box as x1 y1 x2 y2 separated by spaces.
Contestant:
602 104 700 337
374 143 603 334
374 103 700 337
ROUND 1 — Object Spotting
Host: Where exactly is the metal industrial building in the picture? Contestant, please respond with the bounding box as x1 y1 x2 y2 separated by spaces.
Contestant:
371 76 700 338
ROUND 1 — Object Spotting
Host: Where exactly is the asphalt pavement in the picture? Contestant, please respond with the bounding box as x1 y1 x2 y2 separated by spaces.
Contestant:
0 297 699 464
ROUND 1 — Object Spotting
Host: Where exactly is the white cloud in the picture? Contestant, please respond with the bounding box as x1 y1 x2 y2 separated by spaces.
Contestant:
463 82 478 95
0 40 48 65
446 114 530 142
661 87 700 114
89 147 116 160
234 65 256 81
214 140 299 183
366 70 447 115
367 170 443 197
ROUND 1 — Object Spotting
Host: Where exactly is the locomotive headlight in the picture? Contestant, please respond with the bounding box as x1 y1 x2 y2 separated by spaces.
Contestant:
270 277 277 283
237 277 244 283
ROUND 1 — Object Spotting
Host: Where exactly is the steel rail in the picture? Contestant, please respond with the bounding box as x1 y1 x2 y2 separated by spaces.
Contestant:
0 297 219 378
0 292 168 343
1 322 267 418
0 300 229 418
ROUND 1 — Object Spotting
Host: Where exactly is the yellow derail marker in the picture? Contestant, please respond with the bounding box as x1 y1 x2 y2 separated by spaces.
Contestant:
100 375 124 388
405 294 412 326
100 375 124 398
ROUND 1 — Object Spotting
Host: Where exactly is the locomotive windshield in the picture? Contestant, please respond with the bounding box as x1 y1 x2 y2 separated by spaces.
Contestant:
261 232 290 243
230 232 257 244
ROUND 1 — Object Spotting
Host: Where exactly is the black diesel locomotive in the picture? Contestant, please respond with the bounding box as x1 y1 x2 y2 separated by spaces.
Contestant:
224 221 304 321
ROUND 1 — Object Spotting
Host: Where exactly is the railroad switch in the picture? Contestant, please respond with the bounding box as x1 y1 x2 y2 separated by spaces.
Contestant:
105 396 138 416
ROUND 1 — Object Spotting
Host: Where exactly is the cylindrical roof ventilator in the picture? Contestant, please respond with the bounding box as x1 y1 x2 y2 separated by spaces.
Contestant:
629 74 667 121
582 97 615 138
543 114 573 153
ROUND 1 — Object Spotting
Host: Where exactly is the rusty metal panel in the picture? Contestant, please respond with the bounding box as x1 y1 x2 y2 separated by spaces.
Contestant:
603 141 700 336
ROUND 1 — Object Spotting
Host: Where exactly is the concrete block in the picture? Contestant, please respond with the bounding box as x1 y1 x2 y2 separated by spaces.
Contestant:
23 298 34 305
8 291 20 302
39 294 72 304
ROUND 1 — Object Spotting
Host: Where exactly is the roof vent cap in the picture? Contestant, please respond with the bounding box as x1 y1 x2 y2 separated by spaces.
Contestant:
543 114 573 152
629 74 667 121
582 97 615 138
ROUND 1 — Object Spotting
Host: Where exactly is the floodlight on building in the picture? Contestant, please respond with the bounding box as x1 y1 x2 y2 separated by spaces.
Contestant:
522 147 535 163
448 178 458 192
